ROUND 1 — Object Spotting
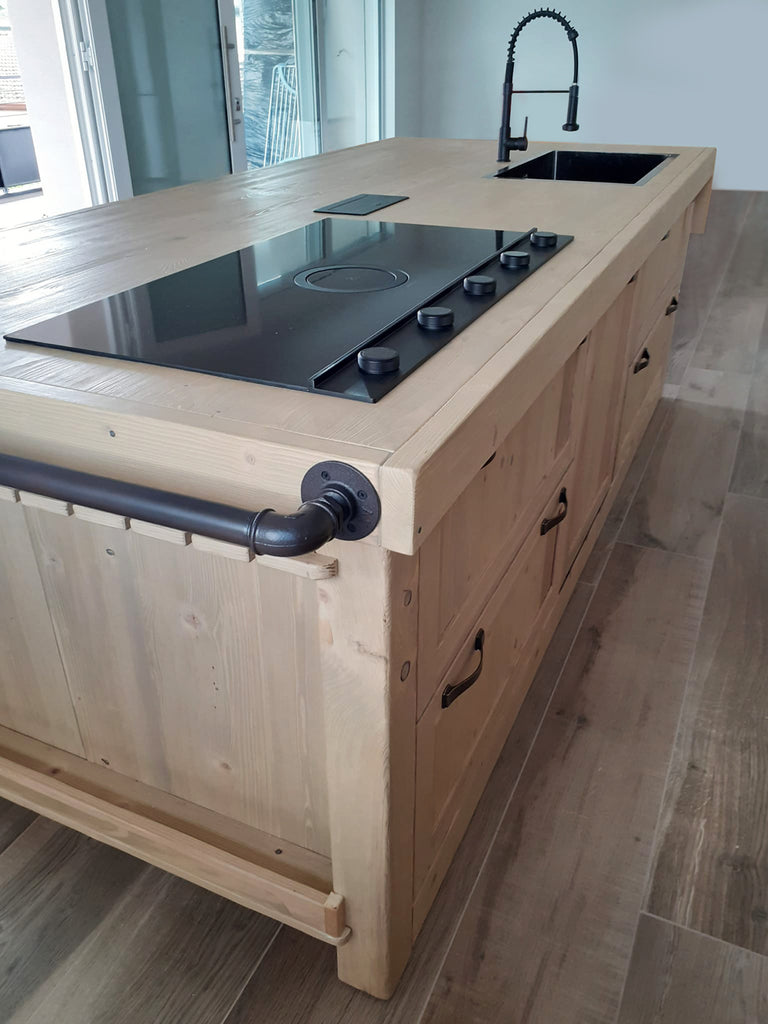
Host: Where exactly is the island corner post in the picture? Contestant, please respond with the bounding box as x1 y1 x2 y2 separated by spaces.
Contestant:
0 139 715 998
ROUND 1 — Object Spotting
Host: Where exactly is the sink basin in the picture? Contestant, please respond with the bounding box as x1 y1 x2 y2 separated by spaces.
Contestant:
495 150 676 185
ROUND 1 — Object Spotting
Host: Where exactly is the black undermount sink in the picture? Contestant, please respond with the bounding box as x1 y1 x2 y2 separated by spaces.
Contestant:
495 150 676 185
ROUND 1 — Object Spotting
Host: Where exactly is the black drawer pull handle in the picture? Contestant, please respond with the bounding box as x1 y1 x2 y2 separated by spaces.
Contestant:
540 487 568 536
661 230 670 241
634 348 651 374
665 297 679 316
442 629 485 709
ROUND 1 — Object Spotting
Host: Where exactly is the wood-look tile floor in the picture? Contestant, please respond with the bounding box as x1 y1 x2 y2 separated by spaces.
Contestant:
1 190 767 1023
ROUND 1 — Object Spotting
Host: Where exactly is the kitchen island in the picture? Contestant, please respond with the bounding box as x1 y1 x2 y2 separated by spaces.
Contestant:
0 139 714 998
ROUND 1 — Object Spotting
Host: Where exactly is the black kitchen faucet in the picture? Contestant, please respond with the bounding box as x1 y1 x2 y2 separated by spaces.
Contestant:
497 7 580 160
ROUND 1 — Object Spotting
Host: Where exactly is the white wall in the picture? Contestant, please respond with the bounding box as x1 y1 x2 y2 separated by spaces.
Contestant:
7 0 92 213
410 0 768 190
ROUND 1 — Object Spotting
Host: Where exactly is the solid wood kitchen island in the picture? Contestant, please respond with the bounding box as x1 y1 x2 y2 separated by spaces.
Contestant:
0 139 714 997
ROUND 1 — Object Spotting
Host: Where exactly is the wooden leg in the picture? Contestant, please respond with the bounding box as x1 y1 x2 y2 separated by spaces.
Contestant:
318 542 418 998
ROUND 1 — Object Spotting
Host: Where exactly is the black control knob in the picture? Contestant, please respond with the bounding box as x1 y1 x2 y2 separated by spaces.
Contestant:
417 306 454 330
357 346 400 375
530 231 557 248
500 250 530 269
463 274 496 296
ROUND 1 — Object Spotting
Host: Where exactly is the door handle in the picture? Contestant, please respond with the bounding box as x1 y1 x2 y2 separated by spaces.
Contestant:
442 630 485 709
665 297 679 316
633 348 651 374
540 487 568 535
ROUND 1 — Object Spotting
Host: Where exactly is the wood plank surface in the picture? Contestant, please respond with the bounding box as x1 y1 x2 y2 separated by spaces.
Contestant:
0 501 84 755
419 543 708 1024
619 372 747 559
0 797 35 855
617 914 768 1024
729 323 768 499
646 493 768 955
667 190 755 383
22 509 331 851
0 818 278 1024
225 583 595 1023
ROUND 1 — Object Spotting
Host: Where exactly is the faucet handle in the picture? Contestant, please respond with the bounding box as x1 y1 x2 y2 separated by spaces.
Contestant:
510 116 529 152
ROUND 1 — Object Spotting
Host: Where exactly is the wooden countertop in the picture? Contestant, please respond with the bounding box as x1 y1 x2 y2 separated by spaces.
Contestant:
0 139 715 553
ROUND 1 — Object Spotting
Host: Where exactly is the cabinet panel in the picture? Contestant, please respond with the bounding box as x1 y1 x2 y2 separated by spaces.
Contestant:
417 348 580 715
618 295 678 470
0 497 84 755
414 471 570 902
629 205 692 345
560 284 633 577
23 510 331 854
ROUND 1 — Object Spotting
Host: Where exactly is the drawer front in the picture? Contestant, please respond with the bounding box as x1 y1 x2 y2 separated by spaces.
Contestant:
417 347 580 715
618 295 678 468
414 471 570 898
629 205 692 344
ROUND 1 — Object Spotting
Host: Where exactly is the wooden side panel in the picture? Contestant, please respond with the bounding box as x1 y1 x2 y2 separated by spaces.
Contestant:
417 350 579 714
559 284 633 576
0 499 84 755
22 510 331 854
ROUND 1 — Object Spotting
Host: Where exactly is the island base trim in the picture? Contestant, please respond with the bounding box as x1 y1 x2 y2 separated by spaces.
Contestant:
0 735 350 946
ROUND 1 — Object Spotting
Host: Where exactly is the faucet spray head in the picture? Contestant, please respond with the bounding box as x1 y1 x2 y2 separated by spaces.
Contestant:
562 83 579 131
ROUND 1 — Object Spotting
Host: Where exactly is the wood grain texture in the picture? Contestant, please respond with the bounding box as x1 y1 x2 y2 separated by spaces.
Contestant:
617 914 768 1024
23 509 331 851
225 583 595 1024
0 818 279 1024
646 493 768 955
0 501 84 755
667 190 755 384
420 543 708 1024
729 321 768 499
0 797 35 855
619 380 745 560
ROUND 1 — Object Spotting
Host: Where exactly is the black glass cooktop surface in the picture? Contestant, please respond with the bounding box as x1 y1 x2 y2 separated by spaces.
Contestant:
5 218 573 402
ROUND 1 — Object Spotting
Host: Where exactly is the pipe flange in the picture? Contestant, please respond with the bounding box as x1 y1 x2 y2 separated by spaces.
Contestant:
301 461 381 541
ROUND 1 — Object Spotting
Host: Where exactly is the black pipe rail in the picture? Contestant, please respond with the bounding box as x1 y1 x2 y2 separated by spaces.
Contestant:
0 453 381 558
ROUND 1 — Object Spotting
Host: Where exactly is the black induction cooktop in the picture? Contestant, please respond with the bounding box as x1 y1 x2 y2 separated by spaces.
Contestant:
5 218 572 402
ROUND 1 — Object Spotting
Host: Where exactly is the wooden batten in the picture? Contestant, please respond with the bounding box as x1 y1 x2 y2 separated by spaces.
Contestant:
0 728 349 946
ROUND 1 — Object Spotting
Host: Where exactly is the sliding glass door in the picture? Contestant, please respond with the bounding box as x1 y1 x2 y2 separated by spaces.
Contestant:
61 0 380 200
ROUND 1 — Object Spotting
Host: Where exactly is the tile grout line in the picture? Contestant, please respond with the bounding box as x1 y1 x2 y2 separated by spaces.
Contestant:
414 582 599 1023
676 191 758 383
614 538 712 565
610 361 751 1024
641 909 768 964
219 922 285 1024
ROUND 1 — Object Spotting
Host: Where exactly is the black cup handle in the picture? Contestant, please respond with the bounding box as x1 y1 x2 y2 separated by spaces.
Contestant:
442 630 485 709
540 487 568 536
634 348 651 374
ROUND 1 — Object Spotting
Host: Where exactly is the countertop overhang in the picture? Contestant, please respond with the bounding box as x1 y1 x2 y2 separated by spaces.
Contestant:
0 138 716 554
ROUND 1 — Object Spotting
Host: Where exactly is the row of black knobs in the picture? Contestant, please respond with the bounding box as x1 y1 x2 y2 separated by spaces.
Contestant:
357 232 557 375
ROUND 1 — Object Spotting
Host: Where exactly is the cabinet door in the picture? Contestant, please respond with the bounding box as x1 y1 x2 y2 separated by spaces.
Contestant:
560 284 633 576
417 348 579 715
414 471 570 925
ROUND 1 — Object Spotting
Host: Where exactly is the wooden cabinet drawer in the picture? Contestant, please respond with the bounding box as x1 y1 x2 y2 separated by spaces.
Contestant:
629 205 692 344
618 296 677 468
416 347 580 715
414 471 570 912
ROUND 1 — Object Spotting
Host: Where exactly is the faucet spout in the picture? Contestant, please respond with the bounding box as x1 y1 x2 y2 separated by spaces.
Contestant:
497 8 580 162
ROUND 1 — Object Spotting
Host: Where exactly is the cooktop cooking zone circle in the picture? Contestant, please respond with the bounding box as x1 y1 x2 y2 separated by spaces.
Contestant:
294 265 409 293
